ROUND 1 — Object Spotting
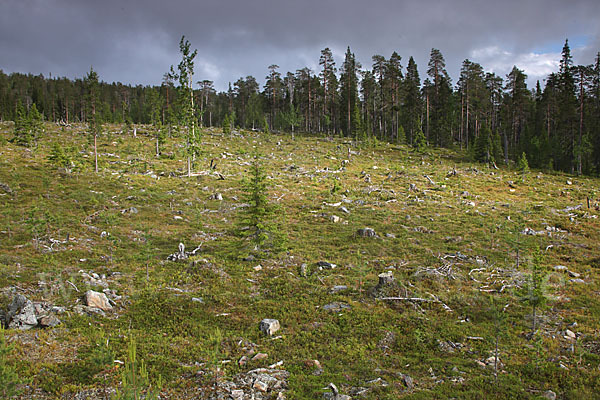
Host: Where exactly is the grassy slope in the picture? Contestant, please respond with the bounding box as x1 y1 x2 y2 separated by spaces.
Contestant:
0 122 599 399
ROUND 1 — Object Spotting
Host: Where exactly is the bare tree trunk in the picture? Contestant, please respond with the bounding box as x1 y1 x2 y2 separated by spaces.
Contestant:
494 334 499 383
94 134 98 173
426 93 430 140
578 74 584 175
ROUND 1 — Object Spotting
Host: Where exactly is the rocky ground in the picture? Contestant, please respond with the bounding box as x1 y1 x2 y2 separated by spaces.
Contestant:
0 122 599 399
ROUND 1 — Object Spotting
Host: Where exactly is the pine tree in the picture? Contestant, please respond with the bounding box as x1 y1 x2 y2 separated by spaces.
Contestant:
170 36 199 177
426 49 452 146
84 67 103 173
319 48 337 134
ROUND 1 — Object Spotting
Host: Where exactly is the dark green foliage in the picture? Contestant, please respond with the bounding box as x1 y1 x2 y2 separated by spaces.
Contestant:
283 104 303 136
2 38 600 176
518 152 530 180
473 125 493 163
115 338 161 400
11 102 44 146
84 68 102 136
47 142 74 168
520 249 547 336
239 155 284 255
222 113 231 135
413 126 427 151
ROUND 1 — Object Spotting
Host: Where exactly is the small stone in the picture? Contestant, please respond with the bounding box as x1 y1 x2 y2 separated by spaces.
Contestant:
254 265 263 271
238 356 249 366
322 302 351 312
554 265 568 272
570 278 585 284
356 227 377 237
384 233 396 238
300 263 309 277
38 315 61 328
330 215 341 223
565 329 576 339
252 353 269 361
259 319 280 336
317 261 336 269
543 390 557 400
568 270 580 278
173 215 183 220
330 285 348 294
191 297 204 303
253 380 269 392
231 389 244 399
83 290 113 311
339 206 350 214
398 373 414 390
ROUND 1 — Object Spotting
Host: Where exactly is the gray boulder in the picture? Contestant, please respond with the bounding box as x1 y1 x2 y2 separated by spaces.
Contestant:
6 294 38 330
259 319 281 336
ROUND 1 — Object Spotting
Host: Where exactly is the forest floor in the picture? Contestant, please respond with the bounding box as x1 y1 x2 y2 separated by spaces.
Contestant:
1 122 599 399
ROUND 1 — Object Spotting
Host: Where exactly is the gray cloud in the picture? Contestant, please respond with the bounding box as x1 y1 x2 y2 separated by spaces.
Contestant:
1 0 599 91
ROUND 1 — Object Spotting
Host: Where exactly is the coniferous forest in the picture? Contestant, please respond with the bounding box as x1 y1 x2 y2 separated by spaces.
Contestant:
1 39 599 175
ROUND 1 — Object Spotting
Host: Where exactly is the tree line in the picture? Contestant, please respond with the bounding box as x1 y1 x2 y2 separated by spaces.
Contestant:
1 39 599 175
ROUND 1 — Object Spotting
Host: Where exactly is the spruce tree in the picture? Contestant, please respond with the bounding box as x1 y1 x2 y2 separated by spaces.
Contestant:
403 56 422 145
239 154 284 256
11 101 30 146
222 113 231 135
518 152 530 181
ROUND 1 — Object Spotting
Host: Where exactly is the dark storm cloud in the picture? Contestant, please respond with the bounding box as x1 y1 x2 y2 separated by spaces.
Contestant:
1 0 599 91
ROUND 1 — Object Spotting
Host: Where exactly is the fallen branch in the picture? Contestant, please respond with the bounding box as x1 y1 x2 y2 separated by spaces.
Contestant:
424 175 436 185
66 280 79 293
379 295 452 312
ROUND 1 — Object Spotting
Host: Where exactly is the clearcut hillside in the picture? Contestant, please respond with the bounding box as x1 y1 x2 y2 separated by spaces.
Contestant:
1 122 599 399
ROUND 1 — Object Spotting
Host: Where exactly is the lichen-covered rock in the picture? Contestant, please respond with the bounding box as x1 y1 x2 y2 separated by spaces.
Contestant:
259 319 280 336
6 294 38 330
83 290 113 311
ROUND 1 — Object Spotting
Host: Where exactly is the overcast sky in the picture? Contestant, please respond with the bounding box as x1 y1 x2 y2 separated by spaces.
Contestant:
1 0 599 92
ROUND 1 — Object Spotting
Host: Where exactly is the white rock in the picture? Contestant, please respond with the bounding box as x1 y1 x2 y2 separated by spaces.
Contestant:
83 290 113 311
259 319 280 336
